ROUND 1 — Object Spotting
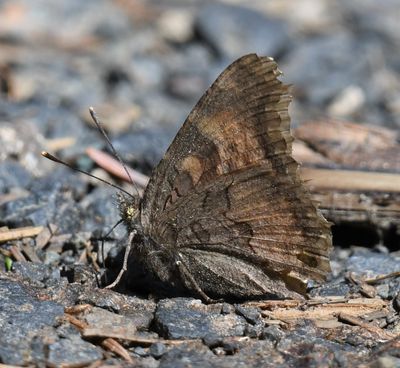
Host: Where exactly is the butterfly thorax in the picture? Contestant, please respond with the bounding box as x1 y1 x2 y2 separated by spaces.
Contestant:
117 193 141 233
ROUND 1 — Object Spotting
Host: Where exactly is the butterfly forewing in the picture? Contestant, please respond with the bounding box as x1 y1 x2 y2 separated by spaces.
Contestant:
139 54 331 298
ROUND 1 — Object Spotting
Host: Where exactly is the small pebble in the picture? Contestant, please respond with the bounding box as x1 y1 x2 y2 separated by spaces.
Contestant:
149 342 166 359
133 347 149 358
235 305 261 324
262 325 284 343
393 293 400 312
245 321 265 338
203 334 223 349
222 340 239 355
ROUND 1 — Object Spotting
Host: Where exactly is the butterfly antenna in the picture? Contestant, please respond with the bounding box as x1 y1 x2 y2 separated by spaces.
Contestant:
41 151 135 199
89 107 140 197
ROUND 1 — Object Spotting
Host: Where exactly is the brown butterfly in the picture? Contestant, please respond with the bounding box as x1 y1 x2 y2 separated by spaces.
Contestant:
116 53 332 301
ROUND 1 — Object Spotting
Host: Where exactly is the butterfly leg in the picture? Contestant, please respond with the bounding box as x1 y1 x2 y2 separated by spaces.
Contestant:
104 230 136 289
175 253 223 304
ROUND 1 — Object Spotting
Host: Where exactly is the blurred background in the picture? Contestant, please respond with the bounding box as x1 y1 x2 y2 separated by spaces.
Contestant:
0 0 399 178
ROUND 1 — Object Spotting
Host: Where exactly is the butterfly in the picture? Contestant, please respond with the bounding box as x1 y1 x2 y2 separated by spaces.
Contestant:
115 53 332 301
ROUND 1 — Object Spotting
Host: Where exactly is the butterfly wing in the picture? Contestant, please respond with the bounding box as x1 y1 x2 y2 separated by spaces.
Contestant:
140 54 331 298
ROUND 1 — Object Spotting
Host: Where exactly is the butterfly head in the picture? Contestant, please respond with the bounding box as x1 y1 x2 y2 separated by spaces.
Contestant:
117 192 141 231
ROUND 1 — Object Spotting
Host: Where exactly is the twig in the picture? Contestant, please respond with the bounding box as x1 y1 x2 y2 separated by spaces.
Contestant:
338 313 396 340
301 168 400 193
365 271 400 285
83 329 202 346
0 226 43 243
86 147 149 188
9 245 26 262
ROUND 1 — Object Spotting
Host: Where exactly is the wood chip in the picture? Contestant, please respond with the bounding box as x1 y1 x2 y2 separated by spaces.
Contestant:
295 119 400 173
64 314 133 363
35 224 57 250
314 319 344 329
21 243 41 263
0 226 43 243
246 300 302 310
347 272 377 298
101 338 133 364
260 298 389 323
361 310 389 321
9 245 26 262
64 304 93 315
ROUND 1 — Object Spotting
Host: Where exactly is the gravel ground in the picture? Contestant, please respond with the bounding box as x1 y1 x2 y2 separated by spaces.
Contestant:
0 1 399 366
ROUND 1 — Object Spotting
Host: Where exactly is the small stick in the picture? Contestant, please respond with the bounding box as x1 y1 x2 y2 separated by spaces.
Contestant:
338 313 396 340
101 338 133 363
83 329 202 346
365 271 400 284
86 147 149 188
0 226 43 243
301 168 400 193
9 245 26 262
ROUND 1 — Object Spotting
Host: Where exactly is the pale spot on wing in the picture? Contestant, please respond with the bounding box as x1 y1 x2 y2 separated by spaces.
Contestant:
180 155 204 186
198 110 268 176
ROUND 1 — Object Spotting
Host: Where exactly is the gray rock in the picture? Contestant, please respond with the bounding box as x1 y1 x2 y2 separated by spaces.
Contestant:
0 278 64 365
282 32 364 105
235 305 262 324
309 281 351 298
150 342 167 359
203 333 223 349
12 261 61 288
195 3 290 59
47 335 103 367
159 342 215 368
0 160 32 193
133 346 149 357
388 277 400 299
347 249 400 278
0 168 86 233
80 187 123 238
154 298 246 339
245 321 265 338
79 290 156 330
84 306 148 339
261 325 285 344
112 128 174 171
